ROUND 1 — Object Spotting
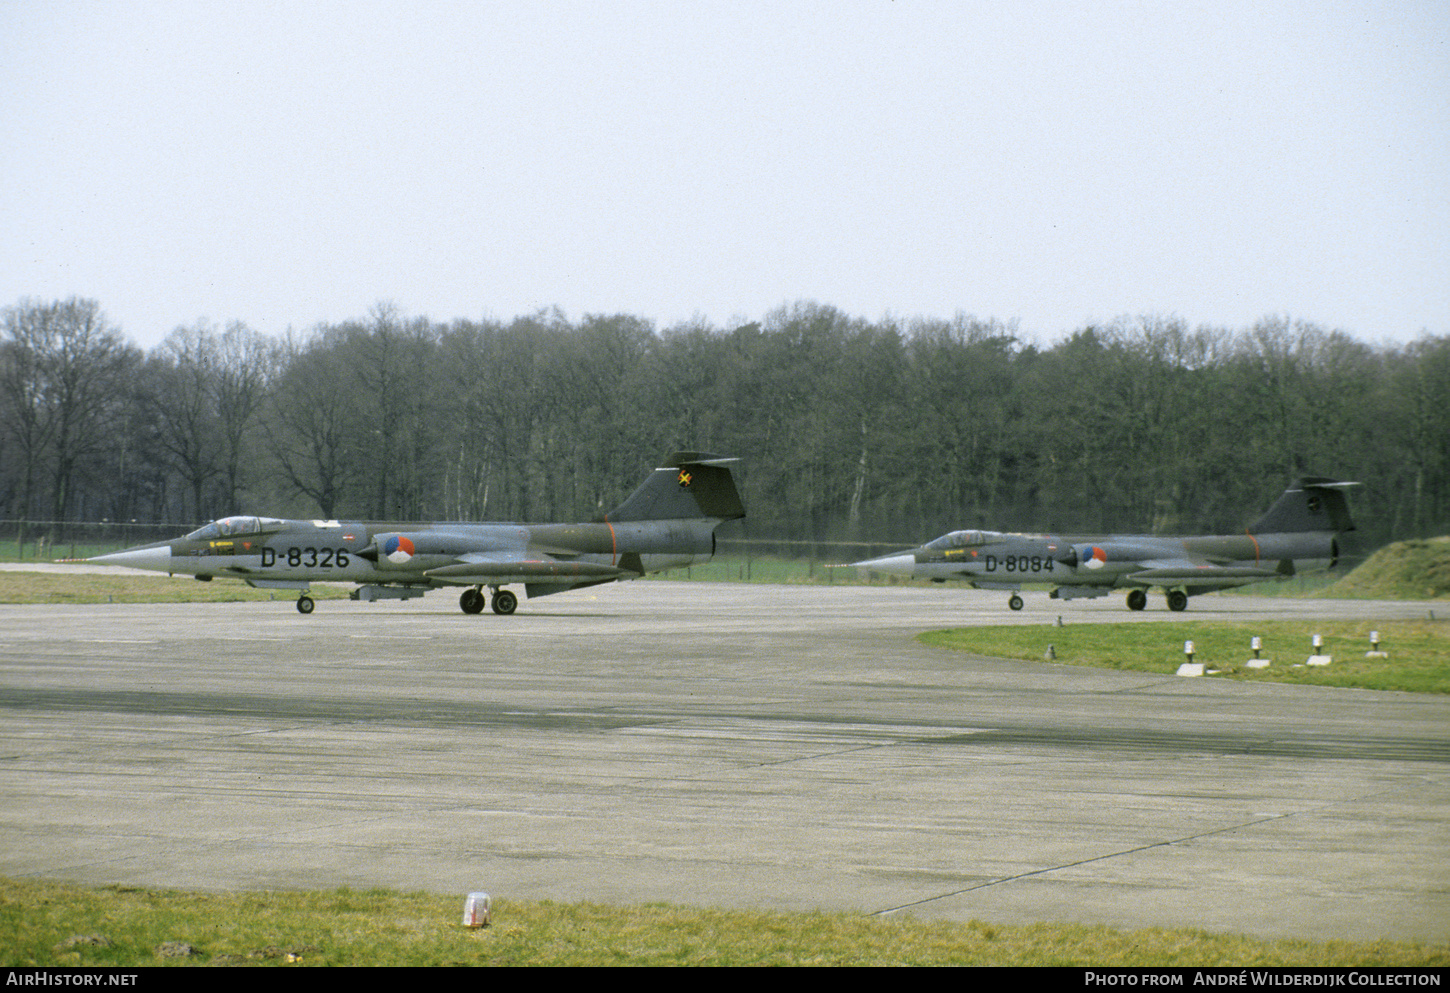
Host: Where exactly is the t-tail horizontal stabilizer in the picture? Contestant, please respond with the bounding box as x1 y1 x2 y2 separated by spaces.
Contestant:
605 452 746 523
1248 477 1359 535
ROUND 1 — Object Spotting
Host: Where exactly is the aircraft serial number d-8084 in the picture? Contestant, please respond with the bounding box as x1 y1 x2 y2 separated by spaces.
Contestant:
87 452 744 615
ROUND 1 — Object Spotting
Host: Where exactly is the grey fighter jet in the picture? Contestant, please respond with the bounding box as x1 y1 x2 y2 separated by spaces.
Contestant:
850 477 1358 611
88 452 744 615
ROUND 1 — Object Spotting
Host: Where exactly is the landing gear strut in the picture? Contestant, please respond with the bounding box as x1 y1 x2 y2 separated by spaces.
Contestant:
460 586 518 615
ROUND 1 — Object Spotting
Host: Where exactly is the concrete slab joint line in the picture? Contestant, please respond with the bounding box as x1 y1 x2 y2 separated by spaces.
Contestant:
872 812 1297 916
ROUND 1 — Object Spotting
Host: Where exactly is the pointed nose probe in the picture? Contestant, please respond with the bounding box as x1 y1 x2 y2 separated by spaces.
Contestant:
89 545 174 572
848 552 918 577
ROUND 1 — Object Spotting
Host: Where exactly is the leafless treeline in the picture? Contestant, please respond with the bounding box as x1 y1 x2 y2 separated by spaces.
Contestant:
3 297 1447 549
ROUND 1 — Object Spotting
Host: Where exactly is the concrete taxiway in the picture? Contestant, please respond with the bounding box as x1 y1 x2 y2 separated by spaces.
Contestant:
0 579 1446 943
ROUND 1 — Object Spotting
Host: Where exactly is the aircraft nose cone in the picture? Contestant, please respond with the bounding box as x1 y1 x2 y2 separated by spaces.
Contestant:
89 546 174 573
849 553 917 577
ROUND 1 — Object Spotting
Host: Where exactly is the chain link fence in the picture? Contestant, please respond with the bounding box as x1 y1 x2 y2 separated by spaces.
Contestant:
0 520 191 561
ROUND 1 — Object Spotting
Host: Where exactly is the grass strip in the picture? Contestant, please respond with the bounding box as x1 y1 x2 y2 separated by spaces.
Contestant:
920 619 1450 693
4 878 1445 967
0 572 350 605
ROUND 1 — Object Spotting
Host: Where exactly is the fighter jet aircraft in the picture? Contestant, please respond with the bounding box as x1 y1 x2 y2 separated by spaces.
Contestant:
850 477 1358 611
87 452 744 614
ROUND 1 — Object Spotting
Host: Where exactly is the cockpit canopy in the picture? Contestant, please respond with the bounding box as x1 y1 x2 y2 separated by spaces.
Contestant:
185 516 284 541
925 529 992 551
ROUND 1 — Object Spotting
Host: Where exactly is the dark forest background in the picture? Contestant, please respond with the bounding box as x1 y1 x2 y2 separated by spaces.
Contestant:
4 296 1447 554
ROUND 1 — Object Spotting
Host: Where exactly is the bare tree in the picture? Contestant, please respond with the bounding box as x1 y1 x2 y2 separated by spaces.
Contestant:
1 298 138 535
1 301 59 543
146 322 223 521
262 331 357 518
214 321 278 511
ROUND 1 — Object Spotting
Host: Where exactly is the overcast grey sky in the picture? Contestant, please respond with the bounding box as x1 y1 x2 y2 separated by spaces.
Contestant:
4 1 1446 349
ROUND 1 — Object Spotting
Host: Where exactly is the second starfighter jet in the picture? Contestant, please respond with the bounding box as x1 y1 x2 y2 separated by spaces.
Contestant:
851 477 1358 611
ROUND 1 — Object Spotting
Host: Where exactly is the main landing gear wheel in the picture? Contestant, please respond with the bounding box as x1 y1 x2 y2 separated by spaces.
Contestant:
1008 594 1024 611
459 588 486 614
491 589 518 615
1167 590 1189 612
1126 589 1147 611
296 595 315 615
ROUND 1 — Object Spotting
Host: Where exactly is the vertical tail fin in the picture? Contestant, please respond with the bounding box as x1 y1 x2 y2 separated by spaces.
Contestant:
606 452 746 523
1248 477 1358 534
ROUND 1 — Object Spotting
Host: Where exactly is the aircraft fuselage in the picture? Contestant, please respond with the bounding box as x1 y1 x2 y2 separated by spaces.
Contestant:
95 517 716 586
882 529 1336 588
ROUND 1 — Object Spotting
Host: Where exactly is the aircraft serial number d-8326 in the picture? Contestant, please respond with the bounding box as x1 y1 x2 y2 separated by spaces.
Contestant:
261 548 352 569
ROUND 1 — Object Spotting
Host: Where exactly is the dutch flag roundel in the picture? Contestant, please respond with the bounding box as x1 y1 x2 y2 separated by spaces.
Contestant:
384 535 416 565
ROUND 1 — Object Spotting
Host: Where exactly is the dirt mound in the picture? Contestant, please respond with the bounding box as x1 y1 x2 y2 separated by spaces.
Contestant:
1324 537 1450 600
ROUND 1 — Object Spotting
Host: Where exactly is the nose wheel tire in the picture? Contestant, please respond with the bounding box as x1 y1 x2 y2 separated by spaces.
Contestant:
296 595 315 615
1008 594 1023 611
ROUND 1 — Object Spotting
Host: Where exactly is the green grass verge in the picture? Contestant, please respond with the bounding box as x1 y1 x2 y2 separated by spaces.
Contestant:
1326 537 1450 600
0 571 352 605
920 620 1450 693
4 878 1445 967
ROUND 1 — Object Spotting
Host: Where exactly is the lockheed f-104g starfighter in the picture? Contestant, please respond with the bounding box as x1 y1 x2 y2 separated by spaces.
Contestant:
850 477 1358 611
88 452 744 615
